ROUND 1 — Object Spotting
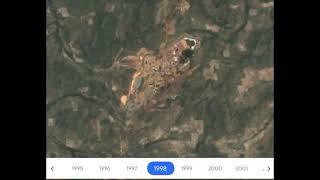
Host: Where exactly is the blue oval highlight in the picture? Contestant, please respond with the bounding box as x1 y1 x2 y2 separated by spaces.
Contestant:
147 161 174 175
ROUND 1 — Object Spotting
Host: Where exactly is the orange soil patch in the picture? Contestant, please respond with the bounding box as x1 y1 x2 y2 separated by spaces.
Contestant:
120 95 128 106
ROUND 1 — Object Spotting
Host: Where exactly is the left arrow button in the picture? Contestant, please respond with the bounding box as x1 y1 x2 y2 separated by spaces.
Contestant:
51 166 54 171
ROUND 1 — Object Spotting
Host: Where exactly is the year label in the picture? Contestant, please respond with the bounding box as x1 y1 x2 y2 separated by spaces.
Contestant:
153 165 167 171
72 166 83 171
235 165 248 171
126 166 138 171
208 165 223 171
181 165 192 171
99 166 110 171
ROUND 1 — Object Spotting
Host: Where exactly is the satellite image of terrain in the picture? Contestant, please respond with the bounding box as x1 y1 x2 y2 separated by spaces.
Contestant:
46 0 274 158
